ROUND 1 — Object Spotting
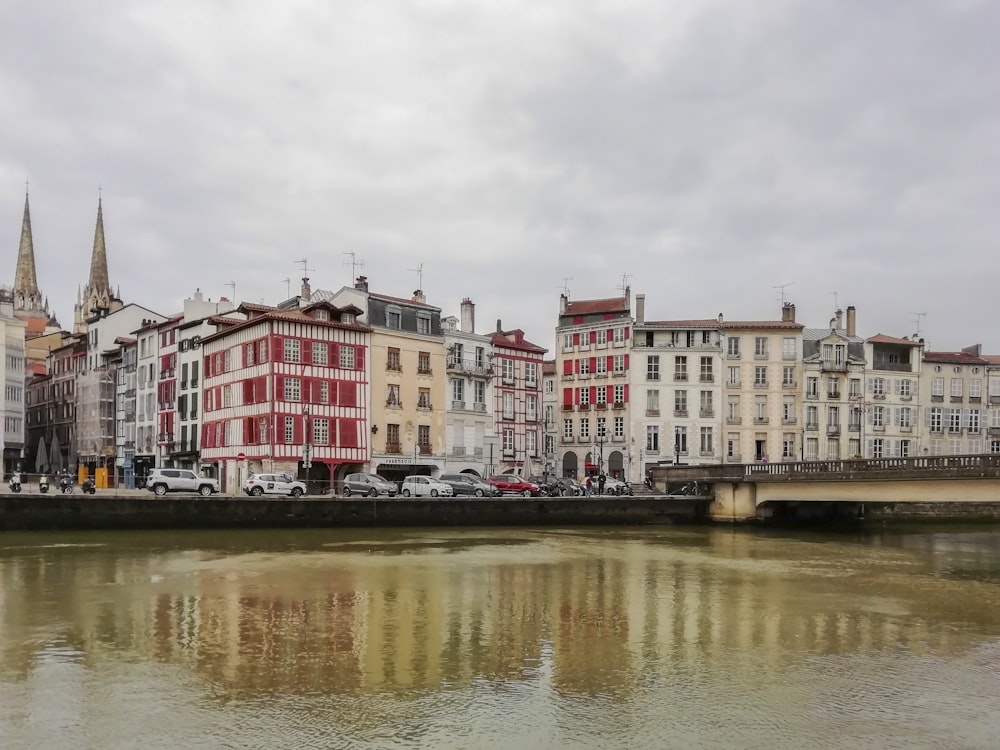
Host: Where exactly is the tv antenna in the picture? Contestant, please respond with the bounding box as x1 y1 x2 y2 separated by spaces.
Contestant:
830 291 840 310
409 262 424 290
773 281 796 305
617 273 633 295
225 281 236 302
282 278 291 298
910 311 927 339
343 251 364 278
295 258 312 280
560 277 573 296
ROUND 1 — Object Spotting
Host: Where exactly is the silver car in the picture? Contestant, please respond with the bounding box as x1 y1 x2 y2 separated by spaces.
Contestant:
146 468 220 497
342 473 398 497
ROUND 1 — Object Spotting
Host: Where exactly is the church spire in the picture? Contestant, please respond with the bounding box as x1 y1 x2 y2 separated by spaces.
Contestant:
88 195 112 296
12 187 49 321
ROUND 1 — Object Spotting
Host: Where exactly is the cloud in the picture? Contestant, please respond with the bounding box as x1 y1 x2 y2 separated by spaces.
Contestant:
2 0 999 352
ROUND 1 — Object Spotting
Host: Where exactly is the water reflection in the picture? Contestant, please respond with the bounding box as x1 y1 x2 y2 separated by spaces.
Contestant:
2 526 1000 748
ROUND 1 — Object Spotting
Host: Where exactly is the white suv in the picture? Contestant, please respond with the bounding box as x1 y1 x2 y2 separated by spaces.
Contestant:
243 473 307 497
400 475 454 497
146 469 220 497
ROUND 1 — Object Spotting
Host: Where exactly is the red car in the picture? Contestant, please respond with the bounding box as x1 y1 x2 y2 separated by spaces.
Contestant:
487 475 541 497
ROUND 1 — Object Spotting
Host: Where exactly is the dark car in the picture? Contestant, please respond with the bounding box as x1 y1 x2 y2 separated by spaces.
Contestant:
527 475 560 497
487 474 541 497
439 474 498 497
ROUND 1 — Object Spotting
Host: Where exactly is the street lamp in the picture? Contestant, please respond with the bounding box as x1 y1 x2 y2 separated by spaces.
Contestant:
674 426 682 466
597 434 605 475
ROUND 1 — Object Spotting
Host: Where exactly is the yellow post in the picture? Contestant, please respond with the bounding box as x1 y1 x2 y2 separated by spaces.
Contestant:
96 467 109 489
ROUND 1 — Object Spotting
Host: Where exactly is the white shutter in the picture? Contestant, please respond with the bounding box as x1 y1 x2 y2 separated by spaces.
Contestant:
866 378 874 393
893 407 900 426
894 379 901 395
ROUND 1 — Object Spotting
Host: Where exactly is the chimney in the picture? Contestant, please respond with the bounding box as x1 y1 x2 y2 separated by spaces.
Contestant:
355 275 369 292
559 293 567 315
846 306 856 337
300 277 311 301
496 318 502 332
835 308 843 330
193 288 203 302
635 294 645 326
460 298 475 333
781 303 796 322
412 289 425 304
962 343 982 357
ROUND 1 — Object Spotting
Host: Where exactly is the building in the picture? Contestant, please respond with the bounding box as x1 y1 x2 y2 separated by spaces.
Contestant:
489 322 547 476
862 331 925 459
200 300 370 494
0 292 27 473
920 344 990 456
720 303 804 464
442 299 497 476
555 290 632 480
631 295 723 475
324 277 447 483
42 334 87 471
133 319 161 482
541 359 558 478
113 336 138 487
801 306 866 460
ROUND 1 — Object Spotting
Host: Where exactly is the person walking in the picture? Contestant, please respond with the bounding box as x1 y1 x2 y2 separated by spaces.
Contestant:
585 476 593 496
597 473 606 496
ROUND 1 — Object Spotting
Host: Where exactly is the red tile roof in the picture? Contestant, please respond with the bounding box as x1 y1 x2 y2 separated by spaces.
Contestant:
563 296 629 316
923 350 989 365
643 319 720 328
489 329 547 354
201 307 370 345
982 355 1000 365
867 334 922 346
721 320 804 330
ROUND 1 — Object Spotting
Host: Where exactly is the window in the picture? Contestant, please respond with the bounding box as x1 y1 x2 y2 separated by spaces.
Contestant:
728 395 740 421
312 342 328 366
674 356 688 381
782 366 795 387
284 338 301 363
596 417 607 438
387 384 401 407
418 388 432 409
828 406 840 426
613 327 625 344
674 427 688 454
502 428 515 454
563 333 574 350
783 434 796 459
416 315 431 335
951 378 963 398
806 377 818 398
700 427 713 455
418 425 431 451
594 387 606 406
474 380 486 405
313 418 330 445
969 409 981 433
827 377 840 398
647 355 660 381
970 379 982 399
646 425 660 452
578 387 590 406
931 377 944 397
595 357 607 375
284 416 295 444
613 416 624 438
418 351 431 374
596 329 607 346
613 355 625 374
727 433 740 459
674 390 687 414
782 337 796 360
754 337 768 358
319 381 329 404
387 348 401 371
526 394 539 419
339 346 355 369
754 366 767 387
386 310 401 329
452 378 464 403
501 358 514 383
503 391 515 417
755 395 767 421
580 417 590 438
850 378 862 399
284 378 301 401
898 406 912 429
727 366 740 386
928 407 942 432
948 409 961 433
245 343 255 367
783 395 795 423
806 405 818 428
526 430 537 455
563 419 573 439
872 405 885 428
545 404 554 424
871 377 886 397
386 423 400 449
646 390 660 414
727 337 740 358
545 378 555 394
613 384 625 404
700 390 713 415
700 357 713 382
525 362 538 386
579 358 591 375
545 435 556 454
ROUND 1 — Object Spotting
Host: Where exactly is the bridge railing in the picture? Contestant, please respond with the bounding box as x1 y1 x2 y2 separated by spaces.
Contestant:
744 453 1000 478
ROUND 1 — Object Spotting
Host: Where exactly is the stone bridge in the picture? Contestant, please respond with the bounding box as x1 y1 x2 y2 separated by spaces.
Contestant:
651 454 1000 522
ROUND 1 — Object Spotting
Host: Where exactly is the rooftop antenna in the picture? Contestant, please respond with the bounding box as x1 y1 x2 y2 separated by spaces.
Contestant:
773 281 796 305
910 311 927 339
408 262 424 290
830 291 839 310
225 281 236 302
295 258 312 281
282 278 291 298
560 277 573 296
617 273 632 295
343 251 364 279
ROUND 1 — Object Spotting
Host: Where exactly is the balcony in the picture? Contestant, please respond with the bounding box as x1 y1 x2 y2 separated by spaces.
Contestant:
726 381 741 389
782 381 797 389
386 362 402 372
849 423 861 432
820 360 848 372
452 446 466 457
931 394 944 402
562 404 574 411
699 375 714 383
700 409 715 419
674 374 688 382
871 361 911 373
385 442 402 454
827 391 841 400
674 410 688 418
473 403 487 412
782 417 797 425
594 403 607 410
827 424 841 436
805 392 819 400
417 401 432 411
753 381 769 389
612 402 625 409
805 422 819 431
646 409 660 417
502 411 516 420
419 444 432 455
726 417 742 425
753 417 769 425
386 399 402 408
578 404 590 411
451 400 466 410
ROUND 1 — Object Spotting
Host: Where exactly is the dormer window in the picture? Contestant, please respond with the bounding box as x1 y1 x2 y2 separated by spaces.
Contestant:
342 312 355 324
386 306 402 329
313 308 330 321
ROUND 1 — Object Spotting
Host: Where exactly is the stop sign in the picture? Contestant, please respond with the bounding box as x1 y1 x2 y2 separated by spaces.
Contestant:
237 452 246 461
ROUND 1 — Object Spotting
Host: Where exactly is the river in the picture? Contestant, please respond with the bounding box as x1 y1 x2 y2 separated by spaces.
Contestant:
1 525 999 749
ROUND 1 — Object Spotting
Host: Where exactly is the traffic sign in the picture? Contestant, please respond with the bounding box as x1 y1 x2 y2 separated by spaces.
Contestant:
237 452 246 461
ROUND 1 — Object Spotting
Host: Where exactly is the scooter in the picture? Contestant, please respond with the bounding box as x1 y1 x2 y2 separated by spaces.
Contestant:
8 476 21 493
39 475 49 493
81 477 97 495
60 474 75 494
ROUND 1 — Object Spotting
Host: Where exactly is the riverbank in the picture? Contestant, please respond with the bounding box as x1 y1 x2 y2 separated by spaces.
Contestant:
0 493 710 531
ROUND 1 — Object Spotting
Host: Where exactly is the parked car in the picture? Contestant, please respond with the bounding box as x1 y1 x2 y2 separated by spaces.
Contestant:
603 477 632 496
243 473 307 497
400 475 454 497
553 477 585 496
487 475 541 497
342 472 398 497
528 475 560 497
439 474 498 497
145 468 220 497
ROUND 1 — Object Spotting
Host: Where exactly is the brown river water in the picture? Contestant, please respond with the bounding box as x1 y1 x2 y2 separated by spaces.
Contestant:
1 525 999 749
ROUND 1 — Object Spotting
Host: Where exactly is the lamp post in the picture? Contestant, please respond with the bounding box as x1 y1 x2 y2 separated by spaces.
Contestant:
597 434 605 475
674 426 682 466
302 404 312 478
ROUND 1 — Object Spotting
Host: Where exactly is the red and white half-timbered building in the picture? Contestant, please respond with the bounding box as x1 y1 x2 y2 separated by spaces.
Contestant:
199 301 370 494
488 325 547 475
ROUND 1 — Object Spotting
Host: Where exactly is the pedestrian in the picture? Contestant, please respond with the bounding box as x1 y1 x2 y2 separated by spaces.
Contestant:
598 473 606 495
585 476 593 496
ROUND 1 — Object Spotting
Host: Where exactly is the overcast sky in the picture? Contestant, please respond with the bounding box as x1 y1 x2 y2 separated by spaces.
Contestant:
3 0 998 353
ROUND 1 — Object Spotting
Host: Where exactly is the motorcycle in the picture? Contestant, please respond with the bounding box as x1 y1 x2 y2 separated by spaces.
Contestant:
8 476 21 494
81 477 97 495
60 475 75 494
39 475 49 493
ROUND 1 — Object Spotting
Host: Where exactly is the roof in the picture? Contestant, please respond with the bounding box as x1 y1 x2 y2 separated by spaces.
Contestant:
489 328 547 355
563 296 629 317
542 359 556 375
369 291 440 311
802 328 864 343
867 334 923 346
982 355 1000 365
641 319 720 328
200 306 371 345
923 350 989 366
721 320 804 330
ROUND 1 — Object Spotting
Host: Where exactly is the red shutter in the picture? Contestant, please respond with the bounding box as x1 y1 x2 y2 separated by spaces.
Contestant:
339 380 357 407
302 339 312 365
605 385 612 403
276 377 284 401
624 327 630 339
589 386 596 404
339 419 358 448
573 332 580 346
589 330 596 344
623 384 629 403
259 376 268 403
273 335 284 362
355 346 364 370
293 417 304 445
563 387 573 406
607 328 613 341
589 357 596 373
624 354 630 370
243 379 253 404
245 417 254 444
563 359 573 375
606 355 613 372
574 387 580 405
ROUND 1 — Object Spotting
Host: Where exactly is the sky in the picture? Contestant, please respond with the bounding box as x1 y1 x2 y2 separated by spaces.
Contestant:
2 0 999 354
